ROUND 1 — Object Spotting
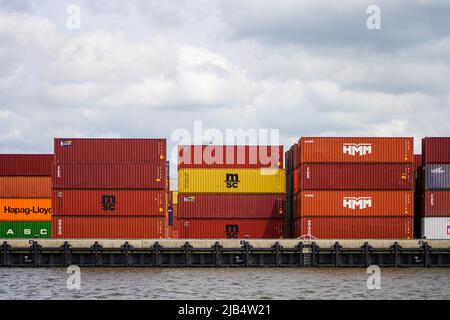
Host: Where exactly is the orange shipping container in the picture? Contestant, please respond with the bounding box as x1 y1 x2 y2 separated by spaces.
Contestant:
0 177 51 198
0 199 52 221
297 190 413 217
299 137 413 163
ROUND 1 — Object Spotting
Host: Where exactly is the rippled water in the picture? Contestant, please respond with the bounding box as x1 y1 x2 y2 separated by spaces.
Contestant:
1 268 450 300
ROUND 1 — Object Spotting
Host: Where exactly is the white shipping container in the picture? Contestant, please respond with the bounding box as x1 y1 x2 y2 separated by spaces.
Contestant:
421 217 450 239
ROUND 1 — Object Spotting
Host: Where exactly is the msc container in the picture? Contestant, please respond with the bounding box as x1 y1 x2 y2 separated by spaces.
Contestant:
299 137 413 163
177 218 284 239
177 194 284 219
420 164 450 190
0 154 52 176
52 163 166 189
294 217 413 239
422 137 450 164
0 177 51 198
299 164 414 190
0 221 51 238
421 217 450 239
295 190 413 217
419 191 450 217
0 199 52 221
54 138 166 163
52 216 165 238
52 189 166 216
178 168 285 193
178 145 283 169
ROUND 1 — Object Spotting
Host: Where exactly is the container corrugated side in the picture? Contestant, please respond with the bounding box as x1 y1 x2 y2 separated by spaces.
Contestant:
300 164 414 190
177 194 284 219
52 216 165 239
178 168 285 193
299 137 413 163
421 164 450 190
294 217 413 239
421 217 450 239
0 154 52 176
0 199 52 221
0 221 51 238
0 177 51 198
52 189 166 216
422 137 450 164
420 191 450 217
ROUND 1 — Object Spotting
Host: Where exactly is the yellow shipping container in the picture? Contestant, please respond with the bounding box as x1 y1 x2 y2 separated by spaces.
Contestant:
178 168 286 193
173 191 178 205
0 198 52 221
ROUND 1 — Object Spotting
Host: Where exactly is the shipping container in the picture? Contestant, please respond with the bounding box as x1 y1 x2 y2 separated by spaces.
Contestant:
54 138 166 163
294 217 413 239
0 154 52 176
285 149 292 174
419 191 450 217
299 164 414 190
293 168 299 194
421 217 450 239
178 168 285 193
295 191 413 217
52 163 166 189
52 189 166 216
178 194 284 219
299 137 413 163
414 155 423 171
178 145 283 169
52 216 165 238
422 137 450 164
293 143 300 169
0 177 51 198
420 164 450 190
0 221 51 238
177 218 284 239
0 199 52 221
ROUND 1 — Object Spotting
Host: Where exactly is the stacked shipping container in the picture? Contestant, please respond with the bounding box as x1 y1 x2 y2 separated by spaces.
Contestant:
51 138 167 238
292 137 414 239
0 155 53 238
419 138 450 239
177 145 285 238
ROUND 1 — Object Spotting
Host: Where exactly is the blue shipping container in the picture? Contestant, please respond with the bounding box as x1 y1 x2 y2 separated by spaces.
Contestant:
422 164 450 190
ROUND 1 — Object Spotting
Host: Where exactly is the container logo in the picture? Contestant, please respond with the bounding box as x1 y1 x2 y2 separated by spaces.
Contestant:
225 224 239 238
343 143 372 156
101 195 116 211
343 197 372 210
3 206 52 215
60 140 73 147
431 167 445 174
225 173 240 188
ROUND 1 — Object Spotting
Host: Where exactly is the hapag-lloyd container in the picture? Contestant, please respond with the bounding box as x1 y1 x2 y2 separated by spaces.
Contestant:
54 138 166 163
177 218 284 239
0 154 53 176
422 137 450 164
0 177 51 198
295 191 413 217
52 216 165 238
294 217 413 239
299 137 413 163
178 145 283 169
52 163 166 189
0 221 51 238
178 194 284 219
52 189 166 216
420 164 450 190
419 191 450 216
0 199 52 221
299 164 414 190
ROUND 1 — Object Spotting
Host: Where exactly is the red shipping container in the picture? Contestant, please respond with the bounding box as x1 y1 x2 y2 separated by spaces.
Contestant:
293 168 299 193
54 138 166 163
0 154 52 176
294 217 413 239
177 218 284 239
52 163 166 189
178 194 284 219
422 137 450 164
296 191 413 217
420 191 450 217
293 143 300 169
52 216 165 238
178 145 283 169
300 164 414 190
52 189 166 216
299 137 413 163
414 155 423 171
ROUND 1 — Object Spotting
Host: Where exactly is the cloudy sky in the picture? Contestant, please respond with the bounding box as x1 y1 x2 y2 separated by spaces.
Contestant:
1 0 450 173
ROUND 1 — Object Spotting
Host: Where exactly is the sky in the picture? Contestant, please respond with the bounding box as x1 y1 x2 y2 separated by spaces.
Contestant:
1 0 450 185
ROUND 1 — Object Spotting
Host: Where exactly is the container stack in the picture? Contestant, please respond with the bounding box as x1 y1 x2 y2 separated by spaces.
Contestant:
285 143 299 238
177 145 285 238
0 155 53 238
167 191 179 238
419 138 450 239
51 138 167 238
293 137 414 239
